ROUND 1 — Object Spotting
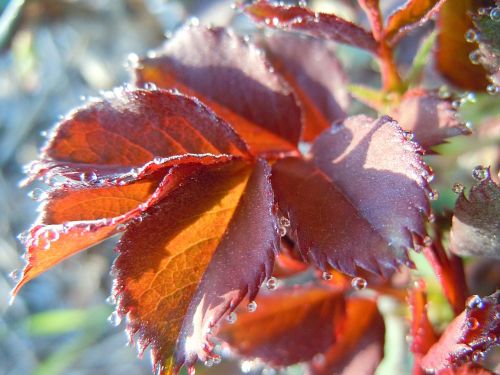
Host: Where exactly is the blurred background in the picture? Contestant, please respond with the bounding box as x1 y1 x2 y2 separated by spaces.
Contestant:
0 1 498 374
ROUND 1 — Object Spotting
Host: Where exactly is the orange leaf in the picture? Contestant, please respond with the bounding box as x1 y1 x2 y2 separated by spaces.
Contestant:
13 164 200 296
436 0 490 91
112 160 279 374
218 286 345 366
385 0 446 44
134 26 302 157
27 88 248 184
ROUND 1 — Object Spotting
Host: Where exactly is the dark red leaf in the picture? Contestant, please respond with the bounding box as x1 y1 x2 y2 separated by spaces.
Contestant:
390 89 471 149
450 173 500 259
308 297 385 375
260 32 349 141
271 115 432 277
423 238 468 315
421 291 500 372
385 0 447 44
408 280 438 375
243 1 378 53
112 160 279 374
218 286 345 367
437 363 497 374
27 88 249 184
134 26 302 157
436 0 490 91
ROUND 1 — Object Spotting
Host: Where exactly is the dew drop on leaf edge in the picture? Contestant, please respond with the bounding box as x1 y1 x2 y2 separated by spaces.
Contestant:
351 277 367 290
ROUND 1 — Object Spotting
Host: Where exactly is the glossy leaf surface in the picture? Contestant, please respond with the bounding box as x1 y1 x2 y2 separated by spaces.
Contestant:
450 174 500 259
308 297 385 375
436 0 490 91
244 1 378 53
261 32 349 141
218 287 345 366
134 26 302 156
28 88 248 184
272 115 432 276
113 160 279 374
421 291 500 372
390 89 471 149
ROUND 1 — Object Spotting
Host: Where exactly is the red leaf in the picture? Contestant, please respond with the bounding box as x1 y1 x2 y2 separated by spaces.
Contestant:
450 173 500 259
13 164 200 296
271 115 432 277
408 280 438 374
385 0 447 44
260 32 349 141
27 88 248 184
436 0 490 91
112 160 279 374
423 239 468 316
133 26 302 157
308 297 385 375
243 1 378 53
217 286 345 367
421 291 500 372
437 363 497 374
390 89 471 149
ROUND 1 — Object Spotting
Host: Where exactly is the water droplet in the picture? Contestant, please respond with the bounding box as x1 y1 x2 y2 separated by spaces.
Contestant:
204 358 214 367
272 17 279 26
438 86 450 98
188 17 200 27
472 350 485 362
423 236 433 247
463 92 477 103
466 317 479 330
116 224 127 232
465 29 478 43
464 121 473 130
466 295 484 309
428 213 436 223
107 311 121 326
472 166 489 181
143 82 157 90
428 189 439 201
451 99 462 109
312 353 325 366
478 7 488 15
351 277 367 290
266 277 278 290
212 354 222 365
403 131 414 141
322 271 332 281
247 301 257 312
469 50 481 65
226 311 237 324
490 7 500 21
279 216 290 227
105 295 116 305
8 269 20 282
452 183 465 194
486 84 498 95
278 226 287 237
153 156 163 164
298 0 308 7
45 229 60 243
28 188 47 202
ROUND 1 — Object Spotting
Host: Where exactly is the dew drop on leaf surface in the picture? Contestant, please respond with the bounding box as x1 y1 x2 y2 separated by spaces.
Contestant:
351 277 367 290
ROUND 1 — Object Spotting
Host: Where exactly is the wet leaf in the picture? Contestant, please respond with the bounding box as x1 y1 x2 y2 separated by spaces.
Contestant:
271 115 432 277
450 173 500 259
436 0 490 91
218 286 345 366
243 1 378 53
261 32 349 141
385 0 446 44
13 164 201 296
112 160 279 374
27 88 248 184
308 297 385 375
134 26 302 157
437 363 497 374
390 89 471 149
421 291 500 372
472 6 500 88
